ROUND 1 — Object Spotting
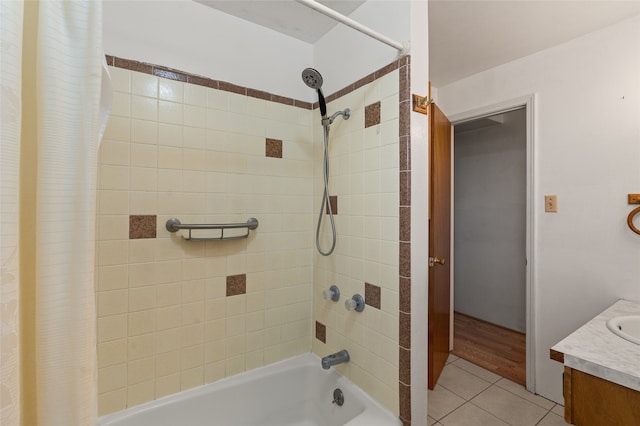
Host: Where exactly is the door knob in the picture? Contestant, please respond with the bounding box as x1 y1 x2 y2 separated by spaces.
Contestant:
429 257 446 267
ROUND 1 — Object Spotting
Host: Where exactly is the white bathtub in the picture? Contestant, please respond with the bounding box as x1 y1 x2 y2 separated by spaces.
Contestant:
98 353 401 426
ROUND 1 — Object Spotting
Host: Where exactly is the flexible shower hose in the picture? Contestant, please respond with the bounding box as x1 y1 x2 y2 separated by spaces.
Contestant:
316 124 336 256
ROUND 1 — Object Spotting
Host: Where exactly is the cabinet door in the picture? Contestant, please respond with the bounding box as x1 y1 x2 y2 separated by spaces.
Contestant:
565 367 640 425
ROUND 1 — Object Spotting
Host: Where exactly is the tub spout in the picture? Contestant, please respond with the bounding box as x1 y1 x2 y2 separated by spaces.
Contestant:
321 350 350 370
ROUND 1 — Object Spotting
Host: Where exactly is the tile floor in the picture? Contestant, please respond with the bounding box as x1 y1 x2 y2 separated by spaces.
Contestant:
428 355 568 426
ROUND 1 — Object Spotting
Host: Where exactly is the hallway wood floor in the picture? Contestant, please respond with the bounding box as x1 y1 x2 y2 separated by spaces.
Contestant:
451 312 526 386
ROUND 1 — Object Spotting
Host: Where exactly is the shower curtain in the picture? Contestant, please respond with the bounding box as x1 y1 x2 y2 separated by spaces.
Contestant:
0 1 108 424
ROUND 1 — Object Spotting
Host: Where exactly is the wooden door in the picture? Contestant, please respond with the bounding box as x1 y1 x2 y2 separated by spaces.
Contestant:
428 102 452 389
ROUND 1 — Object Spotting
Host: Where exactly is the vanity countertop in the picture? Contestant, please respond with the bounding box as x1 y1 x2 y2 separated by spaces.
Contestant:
552 299 640 392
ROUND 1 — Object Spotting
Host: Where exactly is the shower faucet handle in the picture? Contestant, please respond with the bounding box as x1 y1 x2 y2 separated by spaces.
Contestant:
345 294 365 312
323 285 340 302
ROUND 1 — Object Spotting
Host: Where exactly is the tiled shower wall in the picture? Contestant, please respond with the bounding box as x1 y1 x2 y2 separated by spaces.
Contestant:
95 61 315 415
311 64 406 416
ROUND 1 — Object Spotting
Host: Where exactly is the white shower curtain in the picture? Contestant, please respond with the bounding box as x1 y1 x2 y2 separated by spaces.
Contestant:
0 1 108 424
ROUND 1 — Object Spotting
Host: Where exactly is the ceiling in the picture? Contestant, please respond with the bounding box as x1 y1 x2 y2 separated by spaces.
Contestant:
195 0 640 87
194 0 365 43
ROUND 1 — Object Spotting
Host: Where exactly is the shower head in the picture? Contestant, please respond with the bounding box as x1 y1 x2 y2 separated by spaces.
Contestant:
302 68 327 117
302 68 323 90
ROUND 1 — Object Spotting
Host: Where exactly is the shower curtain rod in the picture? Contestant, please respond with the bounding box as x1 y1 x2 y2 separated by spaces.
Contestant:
295 0 408 55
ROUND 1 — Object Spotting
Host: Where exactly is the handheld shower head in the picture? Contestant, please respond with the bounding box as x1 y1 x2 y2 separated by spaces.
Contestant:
302 68 323 90
301 68 327 117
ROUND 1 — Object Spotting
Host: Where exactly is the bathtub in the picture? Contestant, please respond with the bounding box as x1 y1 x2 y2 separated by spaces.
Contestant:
98 353 401 426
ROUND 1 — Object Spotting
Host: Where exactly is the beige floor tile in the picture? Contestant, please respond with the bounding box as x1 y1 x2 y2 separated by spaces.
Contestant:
537 412 570 426
428 385 466 420
494 378 556 410
440 403 509 426
471 385 547 426
551 404 564 417
452 358 502 383
428 415 439 425
438 364 491 400
447 354 460 364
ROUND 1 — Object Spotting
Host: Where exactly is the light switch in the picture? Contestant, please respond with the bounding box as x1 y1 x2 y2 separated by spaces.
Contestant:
545 195 558 213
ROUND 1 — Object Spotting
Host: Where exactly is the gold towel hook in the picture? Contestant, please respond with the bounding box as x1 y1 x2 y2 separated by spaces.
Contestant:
627 206 640 235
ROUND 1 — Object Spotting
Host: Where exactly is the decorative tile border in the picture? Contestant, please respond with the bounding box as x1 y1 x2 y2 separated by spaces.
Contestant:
397 56 412 425
129 215 156 239
105 55 313 110
226 274 246 297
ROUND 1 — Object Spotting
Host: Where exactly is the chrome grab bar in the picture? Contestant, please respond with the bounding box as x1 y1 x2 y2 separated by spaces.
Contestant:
165 217 258 241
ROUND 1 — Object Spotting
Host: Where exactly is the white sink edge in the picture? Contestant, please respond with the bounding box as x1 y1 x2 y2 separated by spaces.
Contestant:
606 315 640 345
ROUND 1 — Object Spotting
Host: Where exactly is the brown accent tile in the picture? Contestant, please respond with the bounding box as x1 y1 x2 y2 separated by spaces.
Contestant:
375 60 400 80
365 101 381 128
315 321 326 343
247 88 271 101
399 312 411 349
400 171 411 206
400 136 411 171
265 138 283 158
219 81 246 96
400 207 411 242
399 382 411 422
399 100 411 138
188 74 218 89
153 67 187 82
129 215 156 239
114 57 152 74
329 85 354 104
399 277 411 314
353 73 376 91
294 100 313 110
399 347 411 385
270 94 295 106
105 55 115 66
326 196 338 215
399 65 410 103
364 283 381 309
399 242 411 278
400 419 411 426
226 274 246 297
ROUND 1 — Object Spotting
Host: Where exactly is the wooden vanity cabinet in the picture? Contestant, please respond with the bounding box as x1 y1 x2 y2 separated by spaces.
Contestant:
563 366 640 425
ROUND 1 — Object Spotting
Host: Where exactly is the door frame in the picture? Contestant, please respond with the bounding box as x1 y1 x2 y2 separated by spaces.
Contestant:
447 94 536 392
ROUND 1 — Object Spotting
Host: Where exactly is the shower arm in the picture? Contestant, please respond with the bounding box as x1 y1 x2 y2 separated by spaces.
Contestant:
294 0 408 55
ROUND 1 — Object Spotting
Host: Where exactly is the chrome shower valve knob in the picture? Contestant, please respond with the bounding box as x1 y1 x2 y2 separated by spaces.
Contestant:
345 294 365 312
322 285 340 302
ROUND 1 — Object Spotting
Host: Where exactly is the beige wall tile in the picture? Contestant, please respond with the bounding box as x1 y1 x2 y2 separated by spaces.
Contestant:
98 388 127 416
99 140 130 166
109 67 131 93
159 79 183 103
127 380 155 407
103 116 130 142
155 373 180 399
98 339 127 368
131 73 158 98
128 357 156 385
131 96 158 122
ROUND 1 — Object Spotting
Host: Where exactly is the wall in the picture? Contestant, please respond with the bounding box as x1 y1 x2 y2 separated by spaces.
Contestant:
311 67 403 415
102 0 313 101
101 1 425 421
453 109 527 332
95 63 314 415
313 0 410 95
437 14 640 402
